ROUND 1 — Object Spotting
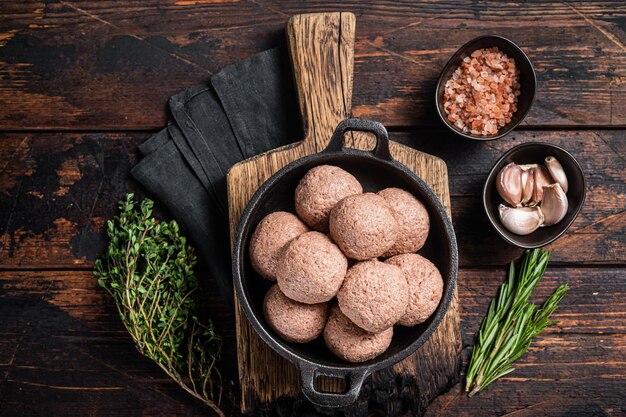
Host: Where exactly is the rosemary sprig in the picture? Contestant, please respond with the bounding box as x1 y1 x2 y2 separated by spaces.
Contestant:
465 248 569 397
94 194 225 416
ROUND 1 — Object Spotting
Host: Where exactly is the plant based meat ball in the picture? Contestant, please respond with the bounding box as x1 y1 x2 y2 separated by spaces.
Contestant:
329 193 398 260
377 187 430 257
295 165 362 232
249 211 309 281
337 260 409 332
323 305 393 363
263 284 328 343
385 253 443 326
276 231 348 304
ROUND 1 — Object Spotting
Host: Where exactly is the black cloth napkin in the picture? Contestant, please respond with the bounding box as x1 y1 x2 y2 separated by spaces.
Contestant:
131 45 302 306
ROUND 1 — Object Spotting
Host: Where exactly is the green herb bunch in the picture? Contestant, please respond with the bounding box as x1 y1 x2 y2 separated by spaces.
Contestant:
465 249 569 396
94 194 224 416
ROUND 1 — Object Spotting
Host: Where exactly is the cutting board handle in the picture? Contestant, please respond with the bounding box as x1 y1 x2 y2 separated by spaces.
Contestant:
286 12 355 152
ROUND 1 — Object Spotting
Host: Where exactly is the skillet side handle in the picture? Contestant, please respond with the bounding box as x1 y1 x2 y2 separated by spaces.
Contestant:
325 118 392 161
299 363 369 408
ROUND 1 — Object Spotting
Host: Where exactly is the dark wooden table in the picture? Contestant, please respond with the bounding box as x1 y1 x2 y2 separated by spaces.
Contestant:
1 2 625 416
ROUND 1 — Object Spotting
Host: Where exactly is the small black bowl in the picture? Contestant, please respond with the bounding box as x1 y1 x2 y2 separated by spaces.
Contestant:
483 142 586 248
435 35 537 140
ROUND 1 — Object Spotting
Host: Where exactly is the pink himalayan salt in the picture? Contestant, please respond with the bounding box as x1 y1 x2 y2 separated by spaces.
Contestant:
443 47 521 136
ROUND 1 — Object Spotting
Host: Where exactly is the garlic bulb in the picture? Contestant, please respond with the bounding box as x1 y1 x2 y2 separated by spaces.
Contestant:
541 183 568 226
545 156 568 193
498 204 544 235
496 162 523 207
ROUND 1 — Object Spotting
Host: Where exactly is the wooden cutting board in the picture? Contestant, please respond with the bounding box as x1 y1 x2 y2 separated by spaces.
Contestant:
227 12 462 416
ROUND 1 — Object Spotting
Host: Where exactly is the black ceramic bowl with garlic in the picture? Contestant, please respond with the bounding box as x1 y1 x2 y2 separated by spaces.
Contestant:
483 142 586 248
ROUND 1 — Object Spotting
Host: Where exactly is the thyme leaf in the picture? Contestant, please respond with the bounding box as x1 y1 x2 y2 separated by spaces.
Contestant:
94 194 225 416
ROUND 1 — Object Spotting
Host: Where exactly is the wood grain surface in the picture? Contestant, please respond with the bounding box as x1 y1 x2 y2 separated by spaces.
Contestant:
2 267 624 416
1 131 622 269
0 1 625 129
1 1 625 416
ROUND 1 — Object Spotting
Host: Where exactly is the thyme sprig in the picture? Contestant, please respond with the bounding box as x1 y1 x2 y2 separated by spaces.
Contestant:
465 249 569 396
94 194 224 416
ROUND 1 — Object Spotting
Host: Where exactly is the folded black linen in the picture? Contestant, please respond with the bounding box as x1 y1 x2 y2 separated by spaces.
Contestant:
131 45 302 306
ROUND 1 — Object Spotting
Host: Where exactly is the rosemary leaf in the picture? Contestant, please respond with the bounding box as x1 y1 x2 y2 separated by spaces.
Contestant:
94 194 225 416
465 248 569 397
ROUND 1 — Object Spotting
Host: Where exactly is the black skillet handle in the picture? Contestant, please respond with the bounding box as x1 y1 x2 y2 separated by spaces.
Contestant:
324 118 392 161
299 362 369 408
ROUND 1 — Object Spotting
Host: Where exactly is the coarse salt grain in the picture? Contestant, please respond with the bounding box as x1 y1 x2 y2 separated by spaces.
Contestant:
443 47 521 136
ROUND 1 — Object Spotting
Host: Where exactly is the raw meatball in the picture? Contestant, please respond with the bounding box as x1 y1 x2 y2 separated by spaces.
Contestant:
377 187 430 257
295 165 362 232
263 284 328 343
276 231 348 304
385 253 443 326
337 260 409 332
249 211 309 281
324 305 393 363
329 193 398 260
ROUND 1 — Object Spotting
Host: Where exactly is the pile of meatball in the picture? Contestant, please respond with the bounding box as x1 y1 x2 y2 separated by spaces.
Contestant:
249 165 443 363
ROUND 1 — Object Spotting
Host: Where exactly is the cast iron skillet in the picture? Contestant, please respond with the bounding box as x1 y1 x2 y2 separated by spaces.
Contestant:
233 118 458 408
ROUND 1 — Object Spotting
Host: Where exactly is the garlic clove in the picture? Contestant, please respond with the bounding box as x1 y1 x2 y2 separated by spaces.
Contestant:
541 183 568 226
520 166 535 206
518 164 538 170
531 165 554 205
498 204 544 235
496 162 523 207
545 156 568 193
